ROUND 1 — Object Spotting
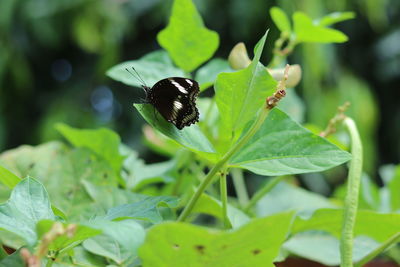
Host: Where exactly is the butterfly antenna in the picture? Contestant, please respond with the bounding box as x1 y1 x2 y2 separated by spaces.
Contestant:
132 67 148 87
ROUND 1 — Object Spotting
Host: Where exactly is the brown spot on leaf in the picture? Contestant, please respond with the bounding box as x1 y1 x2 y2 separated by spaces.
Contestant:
252 249 261 255
194 245 205 254
172 244 180 250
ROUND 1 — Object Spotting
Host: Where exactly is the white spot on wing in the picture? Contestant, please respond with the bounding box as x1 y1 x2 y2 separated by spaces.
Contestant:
186 79 193 86
169 79 188 94
173 100 183 110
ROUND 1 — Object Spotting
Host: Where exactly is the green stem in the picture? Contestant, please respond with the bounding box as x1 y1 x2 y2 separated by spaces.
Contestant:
177 108 271 222
219 169 232 229
340 117 363 267
243 176 286 213
231 168 249 207
354 232 400 267
45 259 54 267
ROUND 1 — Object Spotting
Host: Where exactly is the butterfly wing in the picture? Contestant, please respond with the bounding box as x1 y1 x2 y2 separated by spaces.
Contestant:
148 77 200 129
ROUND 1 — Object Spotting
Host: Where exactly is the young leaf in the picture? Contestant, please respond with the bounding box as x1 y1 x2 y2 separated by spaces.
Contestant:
107 50 186 88
36 220 101 254
195 58 233 91
0 178 55 245
82 219 145 265
229 108 352 176
134 104 215 155
270 7 291 33
317 12 355 27
293 12 348 43
139 212 294 267
105 196 178 223
55 123 125 173
157 0 219 72
0 165 20 189
215 31 277 149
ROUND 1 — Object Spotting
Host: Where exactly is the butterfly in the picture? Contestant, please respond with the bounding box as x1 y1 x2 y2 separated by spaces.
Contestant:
126 67 200 130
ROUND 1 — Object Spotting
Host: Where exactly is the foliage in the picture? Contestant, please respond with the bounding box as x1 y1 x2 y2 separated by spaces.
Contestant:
0 1 398 267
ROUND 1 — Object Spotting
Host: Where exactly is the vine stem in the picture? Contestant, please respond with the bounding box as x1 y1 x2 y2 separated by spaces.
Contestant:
177 108 271 222
340 117 363 267
231 168 249 207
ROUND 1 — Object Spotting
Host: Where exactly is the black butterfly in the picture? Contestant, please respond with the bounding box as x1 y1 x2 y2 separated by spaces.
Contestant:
126 68 200 130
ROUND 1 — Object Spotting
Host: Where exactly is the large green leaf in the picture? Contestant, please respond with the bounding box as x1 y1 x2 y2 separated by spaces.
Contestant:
270 7 291 33
292 208 400 242
0 178 55 245
107 50 186 88
0 249 24 267
229 108 352 176
157 0 219 72
36 220 101 254
105 195 178 223
293 12 348 43
134 103 215 155
83 219 145 265
215 31 277 149
0 142 117 220
56 123 125 173
139 212 294 267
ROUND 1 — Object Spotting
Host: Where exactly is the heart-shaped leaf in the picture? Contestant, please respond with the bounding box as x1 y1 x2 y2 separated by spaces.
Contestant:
157 0 219 72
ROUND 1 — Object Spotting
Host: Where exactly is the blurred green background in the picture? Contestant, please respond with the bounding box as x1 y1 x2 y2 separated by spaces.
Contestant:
0 0 399 178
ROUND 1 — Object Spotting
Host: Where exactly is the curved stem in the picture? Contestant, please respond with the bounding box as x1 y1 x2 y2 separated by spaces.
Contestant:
243 176 286 213
177 108 271 222
340 117 363 267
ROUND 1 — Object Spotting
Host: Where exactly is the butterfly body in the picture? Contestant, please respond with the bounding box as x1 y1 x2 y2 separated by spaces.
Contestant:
144 77 200 130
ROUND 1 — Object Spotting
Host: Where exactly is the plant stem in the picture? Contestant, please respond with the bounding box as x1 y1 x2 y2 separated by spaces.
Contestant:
231 168 249 207
177 108 271 222
354 232 400 267
219 168 232 229
243 176 286 213
340 117 363 267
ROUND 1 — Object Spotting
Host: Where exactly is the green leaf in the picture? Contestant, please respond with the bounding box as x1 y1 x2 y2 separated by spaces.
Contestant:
56 123 125 173
0 166 20 188
0 142 118 220
36 220 101 253
229 108 352 176
284 232 380 266
0 178 55 245
215 31 277 149
105 195 178 223
195 58 233 91
255 182 336 218
292 209 400 242
107 50 186 88
388 165 400 211
82 219 145 265
317 12 355 27
270 7 291 33
191 192 250 228
139 212 294 267
134 104 215 155
157 0 219 72
293 12 348 43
